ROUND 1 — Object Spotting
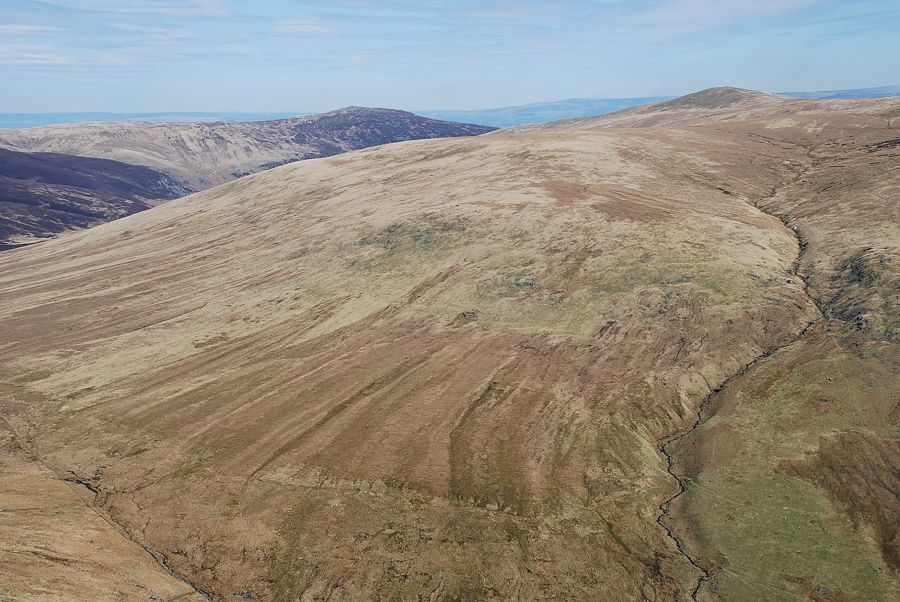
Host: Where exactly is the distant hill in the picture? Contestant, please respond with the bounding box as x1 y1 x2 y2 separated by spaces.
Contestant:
0 147 189 247
783 85 900 100
419 97 672 127
419 86 898 126
0 108 497 190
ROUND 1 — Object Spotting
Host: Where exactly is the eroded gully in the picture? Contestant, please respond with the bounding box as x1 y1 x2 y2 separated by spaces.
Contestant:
655 154 826 601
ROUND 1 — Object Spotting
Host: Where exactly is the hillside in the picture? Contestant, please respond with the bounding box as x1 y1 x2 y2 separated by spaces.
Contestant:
0 91 897 600
0 108 497 190
0 147 189 248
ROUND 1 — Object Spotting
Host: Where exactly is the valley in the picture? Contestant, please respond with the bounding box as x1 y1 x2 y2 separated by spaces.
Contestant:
0 147 190 247
0 109 495 247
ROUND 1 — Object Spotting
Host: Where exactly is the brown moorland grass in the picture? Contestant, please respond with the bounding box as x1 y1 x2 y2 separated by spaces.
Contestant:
0 89 897 600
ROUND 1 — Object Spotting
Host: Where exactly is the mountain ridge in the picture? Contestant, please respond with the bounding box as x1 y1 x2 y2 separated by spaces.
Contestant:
0 108 497 190
4 86 897 129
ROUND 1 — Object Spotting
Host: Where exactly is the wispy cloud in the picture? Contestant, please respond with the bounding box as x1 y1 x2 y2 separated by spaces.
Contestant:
0 24 67 34
274 19 333 35
0 43 74 64
34 0 230 17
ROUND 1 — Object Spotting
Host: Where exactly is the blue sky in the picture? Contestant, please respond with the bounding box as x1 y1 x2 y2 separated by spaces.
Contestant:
2 0 898 112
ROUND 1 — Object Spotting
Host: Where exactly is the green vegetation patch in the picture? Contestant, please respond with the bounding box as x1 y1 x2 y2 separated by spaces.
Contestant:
826 248 899 338
680 470 886 601
457 253 761 335
349 214 473 272
469 285 606 336
589 263 744 301
474 271 538 299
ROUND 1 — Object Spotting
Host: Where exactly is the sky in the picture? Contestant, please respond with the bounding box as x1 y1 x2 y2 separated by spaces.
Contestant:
2 0 899 113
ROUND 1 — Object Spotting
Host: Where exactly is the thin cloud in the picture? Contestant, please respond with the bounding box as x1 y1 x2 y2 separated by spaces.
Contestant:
274 20 333 35
0 24 67 34
0 43 75 64
34 0 230 17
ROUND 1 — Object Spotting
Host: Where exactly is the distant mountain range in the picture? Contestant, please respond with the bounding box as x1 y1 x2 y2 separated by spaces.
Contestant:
783 85 900 100
421 86 900 127
2 86 897 129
